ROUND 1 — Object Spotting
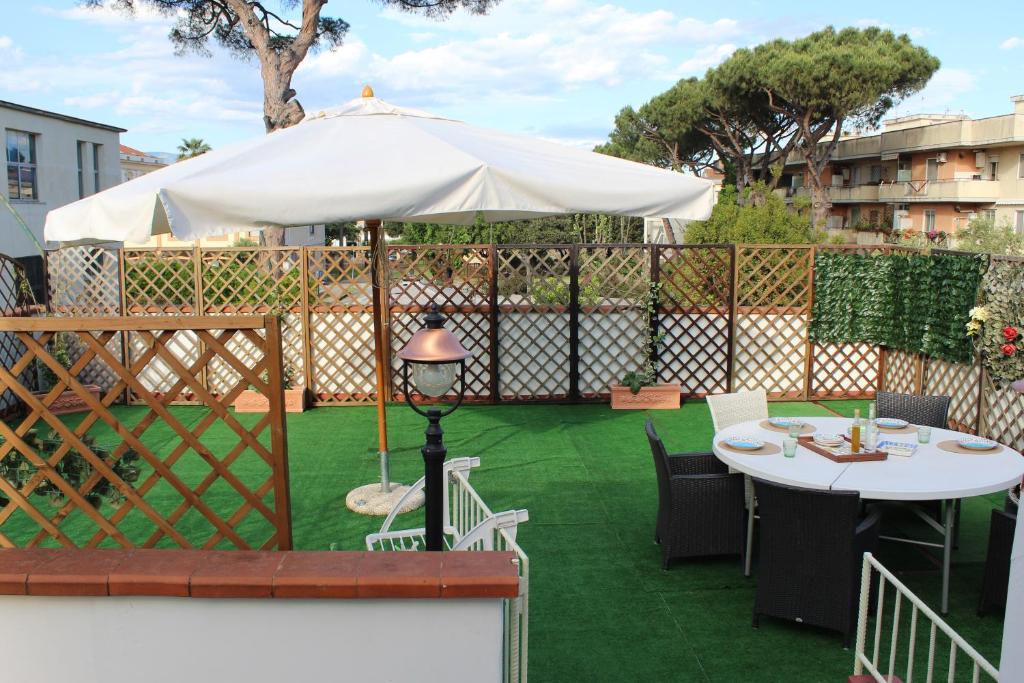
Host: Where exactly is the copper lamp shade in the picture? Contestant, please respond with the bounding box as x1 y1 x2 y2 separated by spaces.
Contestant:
397 309 471 364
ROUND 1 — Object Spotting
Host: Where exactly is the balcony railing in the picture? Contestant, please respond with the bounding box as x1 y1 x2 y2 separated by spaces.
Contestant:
828 184 881 203
878 179 1000 203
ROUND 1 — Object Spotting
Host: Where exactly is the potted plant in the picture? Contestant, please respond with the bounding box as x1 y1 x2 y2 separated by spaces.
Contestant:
609 281 681 410
234 362 307 413
32 332 101 415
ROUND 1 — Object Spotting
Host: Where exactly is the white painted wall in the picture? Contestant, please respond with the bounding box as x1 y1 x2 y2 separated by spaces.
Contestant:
0 595 505 683
2 103 122 258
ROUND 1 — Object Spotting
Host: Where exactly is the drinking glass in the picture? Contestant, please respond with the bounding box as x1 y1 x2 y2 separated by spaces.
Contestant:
783 437 797 458
917 426 931 444
788 423 802 438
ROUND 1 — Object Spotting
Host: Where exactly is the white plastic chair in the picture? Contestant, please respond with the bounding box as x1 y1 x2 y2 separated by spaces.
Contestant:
706 388 768 576
706 388 769 433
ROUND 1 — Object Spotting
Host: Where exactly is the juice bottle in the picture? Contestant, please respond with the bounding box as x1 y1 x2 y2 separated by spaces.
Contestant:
851 408 862 453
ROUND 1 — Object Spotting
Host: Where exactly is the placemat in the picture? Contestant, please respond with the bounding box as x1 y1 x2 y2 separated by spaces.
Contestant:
759 420 815 435
876 424 917 434
720 442 782 456
936 439 1001 455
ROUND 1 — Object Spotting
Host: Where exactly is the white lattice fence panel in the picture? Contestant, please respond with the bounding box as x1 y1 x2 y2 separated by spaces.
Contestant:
309 312 376 403
578 311 646 396
924 357 982 433
660 313 730 396
981 377 1024 451
733 313 808 399
498 312 570 399
811 343 879 399
47 247 121 316
883 349 918 395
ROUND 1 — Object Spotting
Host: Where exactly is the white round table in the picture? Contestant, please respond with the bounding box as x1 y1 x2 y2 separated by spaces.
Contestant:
713 416 1024 613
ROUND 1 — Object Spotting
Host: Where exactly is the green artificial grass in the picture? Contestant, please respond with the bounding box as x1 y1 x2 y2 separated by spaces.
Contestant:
2 399 1008 681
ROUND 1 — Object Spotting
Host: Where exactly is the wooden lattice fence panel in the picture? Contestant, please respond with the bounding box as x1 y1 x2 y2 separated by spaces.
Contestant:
981 376 1024 451
307 247 376 404
810 343 879 399
0 255 38 415
657 245 732 396
495 247 571 400
47 247 123 392
733 247 813 399
387 246 493 401
577 245 650 398
0 315 291 550
881 348 919 395
923 357 982 433
200 249 305 397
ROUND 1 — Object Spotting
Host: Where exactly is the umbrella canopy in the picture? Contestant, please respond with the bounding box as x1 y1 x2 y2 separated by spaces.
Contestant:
45 94 714 243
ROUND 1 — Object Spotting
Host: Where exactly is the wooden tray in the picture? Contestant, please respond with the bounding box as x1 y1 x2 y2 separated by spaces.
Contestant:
797 435 888 463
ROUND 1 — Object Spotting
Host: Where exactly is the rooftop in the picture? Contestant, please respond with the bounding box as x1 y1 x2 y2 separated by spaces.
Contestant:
0 100 126 133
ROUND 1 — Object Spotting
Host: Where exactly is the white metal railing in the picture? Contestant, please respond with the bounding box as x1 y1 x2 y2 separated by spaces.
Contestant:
853 552 999 682
365 459 529 683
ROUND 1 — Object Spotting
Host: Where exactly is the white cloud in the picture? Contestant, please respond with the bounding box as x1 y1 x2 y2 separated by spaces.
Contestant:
888 68 976 117
37 3 174 26
1001 37 1024 50
675 43 737 76
0 36 12 49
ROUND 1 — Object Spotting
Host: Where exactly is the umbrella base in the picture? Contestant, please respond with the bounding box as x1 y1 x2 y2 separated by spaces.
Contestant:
345 482 424 516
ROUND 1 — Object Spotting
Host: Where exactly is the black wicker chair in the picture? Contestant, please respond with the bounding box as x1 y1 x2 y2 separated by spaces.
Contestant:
978 498 1017 616
876 391 951 429
875 391 958 541
751 479 882 646
645 420 745 569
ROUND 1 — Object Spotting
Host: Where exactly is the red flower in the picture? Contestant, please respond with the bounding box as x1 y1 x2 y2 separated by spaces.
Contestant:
1003 326 1019 341
1000 343 1017 356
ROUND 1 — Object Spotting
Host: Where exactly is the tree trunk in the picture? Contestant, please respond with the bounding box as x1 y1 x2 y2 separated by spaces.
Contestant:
809 179 831 230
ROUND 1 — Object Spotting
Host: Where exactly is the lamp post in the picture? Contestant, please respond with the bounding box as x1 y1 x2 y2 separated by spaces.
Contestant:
397 305 471 551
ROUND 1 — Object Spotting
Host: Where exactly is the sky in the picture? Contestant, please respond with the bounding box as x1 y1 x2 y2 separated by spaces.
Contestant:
1 0 1022 155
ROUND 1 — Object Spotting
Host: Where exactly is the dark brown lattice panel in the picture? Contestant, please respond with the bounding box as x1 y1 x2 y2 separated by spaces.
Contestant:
0 255 37 415
307 248 376 403
495 247 571 400
810 343 879 399
657 246 732 396
577 246 650 397
981 377 1024 451
882 348 919 395
123 249 197 314
923 357 982 433
200 249 305 397
0 316 291 550
733 247 813 399
387 246 492 401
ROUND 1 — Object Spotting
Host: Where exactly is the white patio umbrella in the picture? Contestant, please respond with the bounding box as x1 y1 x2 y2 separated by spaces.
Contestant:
45 91 714 243
45 87 715 512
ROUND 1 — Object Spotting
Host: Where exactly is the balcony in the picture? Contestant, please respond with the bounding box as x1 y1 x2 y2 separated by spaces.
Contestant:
878 179 1001 203
828 184 881 203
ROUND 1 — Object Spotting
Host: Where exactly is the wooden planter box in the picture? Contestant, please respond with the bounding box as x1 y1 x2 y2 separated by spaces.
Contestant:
33 385 102 415
234 388 307 413
609 384 681 410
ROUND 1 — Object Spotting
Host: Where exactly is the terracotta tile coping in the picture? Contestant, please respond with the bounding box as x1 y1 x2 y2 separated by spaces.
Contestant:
0 549 519 600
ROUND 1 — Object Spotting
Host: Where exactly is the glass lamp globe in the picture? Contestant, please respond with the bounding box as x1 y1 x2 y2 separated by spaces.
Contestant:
411 362 458 398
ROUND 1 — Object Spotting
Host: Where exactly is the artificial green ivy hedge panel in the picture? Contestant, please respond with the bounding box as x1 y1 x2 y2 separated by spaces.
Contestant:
811 250 984 364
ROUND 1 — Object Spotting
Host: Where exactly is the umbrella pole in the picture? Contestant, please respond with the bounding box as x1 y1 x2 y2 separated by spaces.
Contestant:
368 220 390 492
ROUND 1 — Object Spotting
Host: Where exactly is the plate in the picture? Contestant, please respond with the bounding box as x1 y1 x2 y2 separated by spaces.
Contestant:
878 440 916 457
958 438 997 451
725 437 765 451
813 434 844 447
768 417 803 428
876 418 909 429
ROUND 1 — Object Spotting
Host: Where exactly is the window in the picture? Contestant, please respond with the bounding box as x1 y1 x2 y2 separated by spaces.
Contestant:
92 143 101 193
870 165 882 183
77 141 86 198
1019 154 1024 179
308 226 315 235
850 206 861 226
990 161 999 181
925 210 936 231
926 159 939 181
983 209 996 223
1016 210 1024 234
869 209 880 226
6 129 37 200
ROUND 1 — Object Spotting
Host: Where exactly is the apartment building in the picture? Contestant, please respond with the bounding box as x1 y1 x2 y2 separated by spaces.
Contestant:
119 144 166 182
775 95 1024 234
3 100 124 296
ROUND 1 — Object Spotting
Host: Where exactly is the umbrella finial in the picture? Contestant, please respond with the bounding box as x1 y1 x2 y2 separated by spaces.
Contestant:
361 84 375 98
